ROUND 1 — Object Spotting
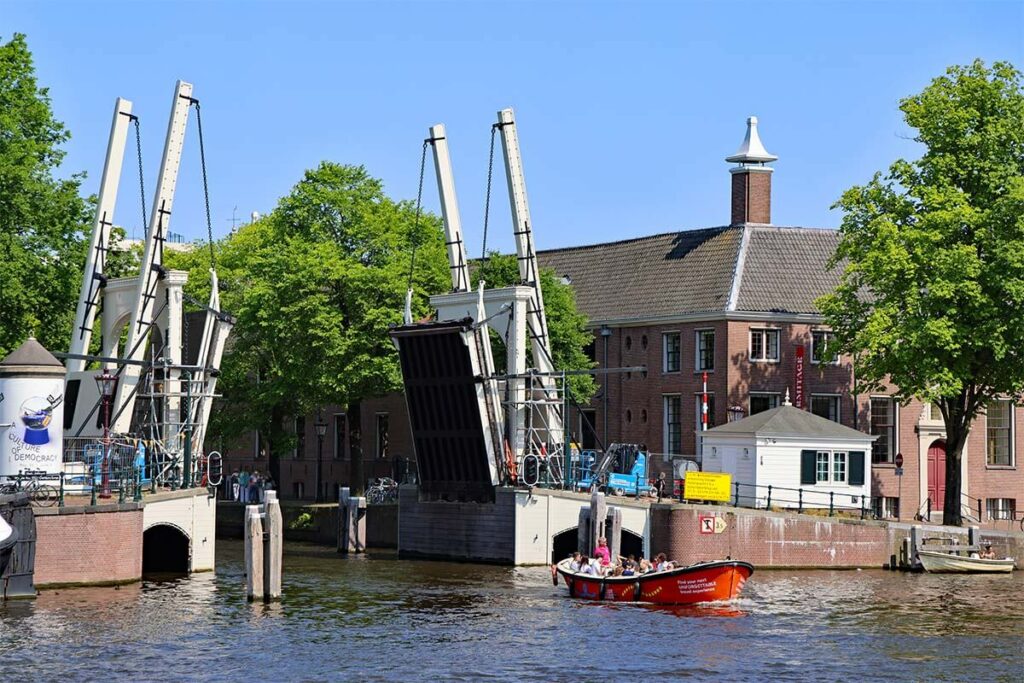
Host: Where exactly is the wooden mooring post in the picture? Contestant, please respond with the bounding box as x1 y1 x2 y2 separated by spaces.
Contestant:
244 492 283 602
338 487 367 554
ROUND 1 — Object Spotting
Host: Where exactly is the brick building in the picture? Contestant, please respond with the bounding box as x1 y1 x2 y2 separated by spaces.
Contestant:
217 117 1021 524
537 117 1021 524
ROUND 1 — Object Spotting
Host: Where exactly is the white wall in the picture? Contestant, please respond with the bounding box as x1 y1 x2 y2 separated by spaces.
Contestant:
143 490 217 571
513 490 650 565
755 437 872 510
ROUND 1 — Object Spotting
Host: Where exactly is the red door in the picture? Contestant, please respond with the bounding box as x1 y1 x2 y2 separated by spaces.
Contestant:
927 440 946 511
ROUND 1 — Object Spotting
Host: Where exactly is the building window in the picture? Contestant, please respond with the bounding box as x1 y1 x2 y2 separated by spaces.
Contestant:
811 330 838 364
293 415 306 459
696 329 715 371
870 397 897 464
695 393 716 432
293 481 305 500
375 413 390 459
333 413 347 460
816 452 830 482
626 409 632 424
641 334 648 350
811 394 841 423
749 392 780 415
986 400 1013 466
750 329 780 362
663 333 681 373
986 498 1016 520
873 496 900 520
664 395 681 454
925 403 943 421
625 335 632 351
832 452 847 483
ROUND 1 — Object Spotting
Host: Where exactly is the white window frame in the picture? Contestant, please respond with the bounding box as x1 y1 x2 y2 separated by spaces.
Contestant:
663 394 682 455
375 412 390 459
986 497 1016 521
663 332 681 373
811 329 839 365
749 328 780 362
810 394 841 423
873 496 900 519
815 450 849 485
695 328 715 372
333 413 347 460
749 392 780 415
985 399 1014 467
694 392 716 433
293 416 305 459
870 396 898 464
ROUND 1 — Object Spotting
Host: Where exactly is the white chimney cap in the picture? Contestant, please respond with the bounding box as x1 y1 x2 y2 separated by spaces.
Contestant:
726 116 778 163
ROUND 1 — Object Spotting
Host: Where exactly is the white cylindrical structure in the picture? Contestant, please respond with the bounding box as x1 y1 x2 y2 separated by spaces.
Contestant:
0 337 66 479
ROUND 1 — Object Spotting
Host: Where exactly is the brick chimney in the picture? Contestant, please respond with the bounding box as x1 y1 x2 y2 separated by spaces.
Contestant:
726 116 777 225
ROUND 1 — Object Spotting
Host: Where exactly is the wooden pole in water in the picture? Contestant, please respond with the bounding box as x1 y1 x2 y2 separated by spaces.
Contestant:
244 505 264 602
263 491 283 601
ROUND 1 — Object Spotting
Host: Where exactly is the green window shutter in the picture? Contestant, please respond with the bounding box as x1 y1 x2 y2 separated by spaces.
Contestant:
849 451 866 486
800 450 817 485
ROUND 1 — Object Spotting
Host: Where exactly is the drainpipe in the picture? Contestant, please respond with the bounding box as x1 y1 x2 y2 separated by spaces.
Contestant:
601 325 613 445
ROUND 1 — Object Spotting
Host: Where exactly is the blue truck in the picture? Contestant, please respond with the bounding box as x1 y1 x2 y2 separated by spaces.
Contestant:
573 443 655 497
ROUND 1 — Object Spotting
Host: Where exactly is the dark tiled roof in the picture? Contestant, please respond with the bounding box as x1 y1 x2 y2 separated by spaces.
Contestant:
706 405 874 441
536 227 742 321
0 337 63 368
535 225 843 322
735 227 842 314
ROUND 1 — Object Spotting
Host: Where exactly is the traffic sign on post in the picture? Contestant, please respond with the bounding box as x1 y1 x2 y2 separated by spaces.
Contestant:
895 452 904 468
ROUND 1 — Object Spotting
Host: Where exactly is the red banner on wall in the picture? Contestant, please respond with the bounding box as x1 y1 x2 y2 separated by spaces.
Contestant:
794 345 805 409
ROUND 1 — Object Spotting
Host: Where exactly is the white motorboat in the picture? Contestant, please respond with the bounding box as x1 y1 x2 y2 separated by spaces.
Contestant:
918 547 1016 573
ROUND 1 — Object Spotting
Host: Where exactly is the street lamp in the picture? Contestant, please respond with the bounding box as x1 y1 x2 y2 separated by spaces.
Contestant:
94 370 119 499
314 412 327 503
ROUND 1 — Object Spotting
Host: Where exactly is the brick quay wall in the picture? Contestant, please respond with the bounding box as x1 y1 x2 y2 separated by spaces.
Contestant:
650 503 1024 568
34 506 143 587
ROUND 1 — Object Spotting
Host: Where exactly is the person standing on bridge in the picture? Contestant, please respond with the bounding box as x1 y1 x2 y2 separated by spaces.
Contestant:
239 469 251 503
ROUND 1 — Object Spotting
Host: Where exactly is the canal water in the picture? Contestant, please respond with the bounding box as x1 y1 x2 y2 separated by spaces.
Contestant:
2 541 1021 682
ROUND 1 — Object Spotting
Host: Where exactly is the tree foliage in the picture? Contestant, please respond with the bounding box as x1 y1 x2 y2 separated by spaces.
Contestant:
818 60 1024 525
472 252 597 402
168 162 449 485
0 33 91 357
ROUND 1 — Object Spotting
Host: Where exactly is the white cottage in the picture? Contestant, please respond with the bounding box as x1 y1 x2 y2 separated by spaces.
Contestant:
699 403 876 512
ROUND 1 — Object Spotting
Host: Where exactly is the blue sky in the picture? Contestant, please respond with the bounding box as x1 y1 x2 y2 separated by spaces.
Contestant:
5 1 1022 253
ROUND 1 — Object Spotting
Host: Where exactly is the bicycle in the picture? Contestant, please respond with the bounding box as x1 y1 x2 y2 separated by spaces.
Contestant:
366 477 398 504
0 471 59 507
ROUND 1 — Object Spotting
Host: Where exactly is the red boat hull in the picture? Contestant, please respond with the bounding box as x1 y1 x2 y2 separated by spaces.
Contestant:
555 559 753 605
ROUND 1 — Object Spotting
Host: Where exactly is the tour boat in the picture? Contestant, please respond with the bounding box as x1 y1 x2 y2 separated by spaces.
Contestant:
553 558 753 605
917 548 1016 573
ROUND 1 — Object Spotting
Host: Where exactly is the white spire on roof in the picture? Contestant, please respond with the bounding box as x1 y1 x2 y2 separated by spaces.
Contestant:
726 116 778 164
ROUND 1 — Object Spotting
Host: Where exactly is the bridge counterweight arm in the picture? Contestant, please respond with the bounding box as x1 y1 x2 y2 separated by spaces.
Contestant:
429 124 471 293
68 97 133 372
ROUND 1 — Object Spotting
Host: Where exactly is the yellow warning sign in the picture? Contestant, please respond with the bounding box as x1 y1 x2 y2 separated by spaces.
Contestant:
683 471 732 503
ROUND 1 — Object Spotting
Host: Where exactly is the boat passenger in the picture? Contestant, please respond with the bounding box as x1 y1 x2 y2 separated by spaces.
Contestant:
638 557 652 574
579 554 596 575
654 553 674 571
569 552 582 571
611 565 624 577
980 543 997 559
594 537 611 567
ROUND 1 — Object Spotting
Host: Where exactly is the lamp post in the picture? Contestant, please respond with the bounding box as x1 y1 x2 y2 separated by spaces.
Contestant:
314 412 327 503
94 370 119 499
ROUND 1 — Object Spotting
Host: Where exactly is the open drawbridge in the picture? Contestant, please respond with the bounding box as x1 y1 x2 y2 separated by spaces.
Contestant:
61 81 232 489
391 109 588 502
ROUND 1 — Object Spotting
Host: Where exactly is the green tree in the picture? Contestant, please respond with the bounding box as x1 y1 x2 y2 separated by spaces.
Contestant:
168 162 448 492
818 60 1024 526
473 252 597 403
0 33 91 357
